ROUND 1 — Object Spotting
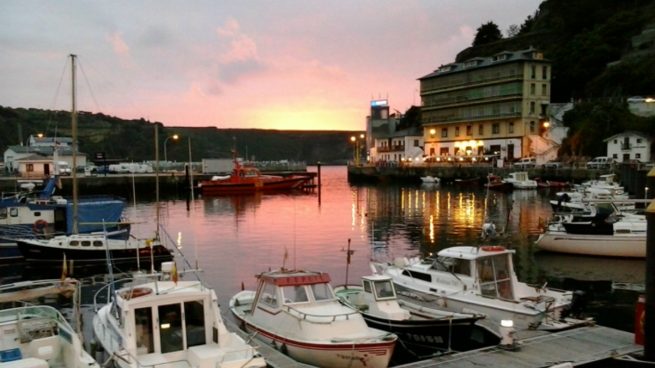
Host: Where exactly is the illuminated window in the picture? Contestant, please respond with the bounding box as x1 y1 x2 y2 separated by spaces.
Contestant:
441 128 448 138
492 123 500 134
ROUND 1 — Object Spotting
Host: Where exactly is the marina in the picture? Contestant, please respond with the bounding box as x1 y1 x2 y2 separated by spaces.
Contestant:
0 166 649 367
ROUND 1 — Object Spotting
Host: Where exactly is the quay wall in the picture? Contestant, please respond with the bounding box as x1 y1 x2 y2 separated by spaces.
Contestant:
348 163 654 197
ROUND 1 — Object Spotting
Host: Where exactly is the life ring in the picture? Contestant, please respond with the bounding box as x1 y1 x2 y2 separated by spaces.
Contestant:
33 219 48 234
480 245 505 252
120 287 152 300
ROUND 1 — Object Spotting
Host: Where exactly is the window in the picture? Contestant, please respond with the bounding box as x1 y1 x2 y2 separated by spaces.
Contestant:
530 101 535 114
282 285 309 303
311 283 333 301
93 241 103 247
441 128 448 138
477 254 513 300
542 66 548 79
455 127 460 137
478 124 484 135
401 269 431 282
440 147 449 156
184 301 206 347
541 84 547 96
530 121 536 133
0 208 6 219
530 83 535 95
135 307 154 354
159 303 183 353
27 164 34 172
492 123 500 134
637 138 643 143
508 122 514 134
636 153 642 159
374 280 395 299
531 65 536 79
9 208 18 217
260 282 278 308
414 139 419 147
466 125 472 136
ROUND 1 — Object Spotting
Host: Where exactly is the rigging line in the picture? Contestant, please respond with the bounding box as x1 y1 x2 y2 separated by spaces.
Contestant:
77 58 102 113
46 57 70 138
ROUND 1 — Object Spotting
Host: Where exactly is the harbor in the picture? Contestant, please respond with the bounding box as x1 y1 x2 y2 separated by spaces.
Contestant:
1 166 650 367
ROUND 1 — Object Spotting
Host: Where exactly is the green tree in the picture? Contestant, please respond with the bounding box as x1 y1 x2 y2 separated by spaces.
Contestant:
472 21 502 46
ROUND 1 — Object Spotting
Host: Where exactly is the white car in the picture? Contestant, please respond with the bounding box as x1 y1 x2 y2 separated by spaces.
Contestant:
586 156 614 169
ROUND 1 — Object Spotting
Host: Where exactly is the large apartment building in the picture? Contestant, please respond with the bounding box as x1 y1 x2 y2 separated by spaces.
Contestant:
420 48 551 163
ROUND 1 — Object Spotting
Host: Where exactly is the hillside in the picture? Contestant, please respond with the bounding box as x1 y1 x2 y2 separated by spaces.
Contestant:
458 0 655 102
0 106 358 164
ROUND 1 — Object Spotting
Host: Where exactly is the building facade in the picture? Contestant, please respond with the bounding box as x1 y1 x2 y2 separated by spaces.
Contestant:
605 131 651 163
419 48 551 164
366 100 424 165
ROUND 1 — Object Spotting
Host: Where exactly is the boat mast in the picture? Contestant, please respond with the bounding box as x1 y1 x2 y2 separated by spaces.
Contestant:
71 54 79 234
155 123 160 240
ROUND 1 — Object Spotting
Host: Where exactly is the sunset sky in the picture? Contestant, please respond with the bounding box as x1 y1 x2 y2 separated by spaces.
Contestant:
1 1 542 131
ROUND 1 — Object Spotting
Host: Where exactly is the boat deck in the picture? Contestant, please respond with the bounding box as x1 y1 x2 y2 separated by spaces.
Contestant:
395 325 641 368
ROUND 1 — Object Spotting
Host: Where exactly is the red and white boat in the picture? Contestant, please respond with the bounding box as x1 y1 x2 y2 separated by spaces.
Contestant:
198 160 310 195
229 269 397 368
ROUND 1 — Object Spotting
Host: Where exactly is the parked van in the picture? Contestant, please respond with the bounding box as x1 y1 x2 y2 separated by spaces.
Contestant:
586 156 614 169
514 157 536 169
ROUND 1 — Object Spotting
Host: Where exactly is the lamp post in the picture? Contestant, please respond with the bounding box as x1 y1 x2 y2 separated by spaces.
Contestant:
350 134 365 166
164 134 179 162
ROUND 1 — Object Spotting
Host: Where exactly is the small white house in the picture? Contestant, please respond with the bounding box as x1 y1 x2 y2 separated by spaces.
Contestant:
605 131 651 163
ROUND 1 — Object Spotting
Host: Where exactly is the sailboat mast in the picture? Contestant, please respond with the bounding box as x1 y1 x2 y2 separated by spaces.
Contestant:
155 124 160 240
71 54 79 234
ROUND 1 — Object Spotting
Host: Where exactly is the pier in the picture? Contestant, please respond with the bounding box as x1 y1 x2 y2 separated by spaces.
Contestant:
396 325 641 368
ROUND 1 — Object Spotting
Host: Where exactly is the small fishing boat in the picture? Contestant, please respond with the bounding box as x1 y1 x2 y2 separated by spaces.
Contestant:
93 262 266 368
420 176 440 185
230 269 397 368
334 274 485 356
535 206 646 258
198 159 310 195
372 246 589 336
14 233 173 264
0 279 100 368
503 171 537 189
484 174 512 192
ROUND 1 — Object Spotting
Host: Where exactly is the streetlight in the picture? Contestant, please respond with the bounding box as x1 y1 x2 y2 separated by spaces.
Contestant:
350 134 365 166
164 134 179 162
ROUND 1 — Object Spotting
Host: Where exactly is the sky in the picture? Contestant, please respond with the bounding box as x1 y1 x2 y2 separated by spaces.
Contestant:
0 0 542 131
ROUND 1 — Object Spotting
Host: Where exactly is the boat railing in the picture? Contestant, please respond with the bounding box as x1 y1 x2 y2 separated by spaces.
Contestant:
282 304 360 323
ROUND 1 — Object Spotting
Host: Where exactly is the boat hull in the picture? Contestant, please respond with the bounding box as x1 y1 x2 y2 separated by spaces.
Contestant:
536 231 645 258
230 291 395 368
16 239 173 263
360 311 480 354
199 176 310 195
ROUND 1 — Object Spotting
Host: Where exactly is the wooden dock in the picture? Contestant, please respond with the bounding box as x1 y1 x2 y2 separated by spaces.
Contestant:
395 325 642 368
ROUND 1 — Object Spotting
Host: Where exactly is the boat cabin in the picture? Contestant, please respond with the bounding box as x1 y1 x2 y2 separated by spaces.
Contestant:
254 271 335 313
399 246 517 301
111 281 220 361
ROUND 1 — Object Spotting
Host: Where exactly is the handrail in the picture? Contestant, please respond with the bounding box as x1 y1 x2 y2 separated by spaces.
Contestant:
282 303 359 324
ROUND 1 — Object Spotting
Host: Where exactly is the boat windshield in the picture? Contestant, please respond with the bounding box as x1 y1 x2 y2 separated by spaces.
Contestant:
373 280 396 300
434 256 471 277
477 254 513 300
282 285 309 303
311 283 333 301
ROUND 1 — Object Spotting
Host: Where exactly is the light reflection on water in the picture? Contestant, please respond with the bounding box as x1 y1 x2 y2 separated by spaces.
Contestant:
2 165 644 332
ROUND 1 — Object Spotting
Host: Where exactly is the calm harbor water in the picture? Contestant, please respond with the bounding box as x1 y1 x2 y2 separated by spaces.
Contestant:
2 166 644 335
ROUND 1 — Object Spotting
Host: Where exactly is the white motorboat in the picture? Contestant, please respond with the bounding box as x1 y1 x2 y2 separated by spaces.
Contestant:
334 274 486 355
372 246 588 336
550 187 633 212
421 176 440 185
93 262 266 368
229 269 397 368
0 280 99 368
503 171 537 189
535 209 646 258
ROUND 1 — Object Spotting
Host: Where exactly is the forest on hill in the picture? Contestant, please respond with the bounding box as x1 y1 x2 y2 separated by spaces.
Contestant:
0 106 358 164
459 0 655 158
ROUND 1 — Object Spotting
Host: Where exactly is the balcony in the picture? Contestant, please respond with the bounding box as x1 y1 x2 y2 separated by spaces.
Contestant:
621 143 631 150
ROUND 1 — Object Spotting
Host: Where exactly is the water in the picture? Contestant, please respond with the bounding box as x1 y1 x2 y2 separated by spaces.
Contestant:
1 166 643 334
